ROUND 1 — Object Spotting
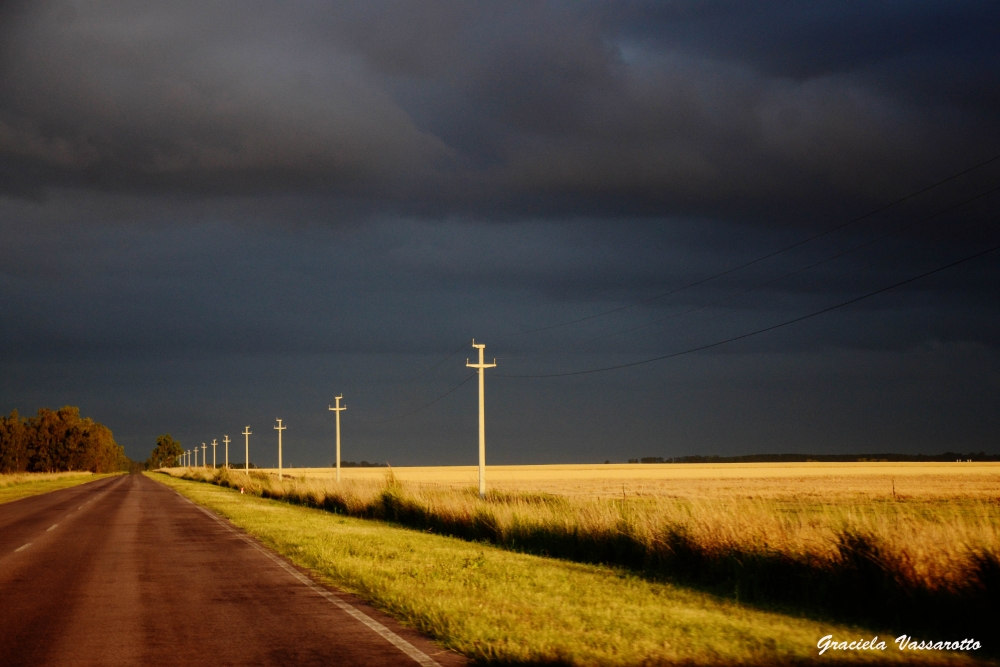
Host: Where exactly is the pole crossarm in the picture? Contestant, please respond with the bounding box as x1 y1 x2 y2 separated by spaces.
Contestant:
465 339 496 499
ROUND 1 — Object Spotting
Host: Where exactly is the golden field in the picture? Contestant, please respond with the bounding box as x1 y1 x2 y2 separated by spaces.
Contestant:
0 471 114 504
266 461 1000 500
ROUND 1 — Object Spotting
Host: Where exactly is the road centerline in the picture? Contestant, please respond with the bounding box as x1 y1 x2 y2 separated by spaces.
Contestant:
14 543 32 552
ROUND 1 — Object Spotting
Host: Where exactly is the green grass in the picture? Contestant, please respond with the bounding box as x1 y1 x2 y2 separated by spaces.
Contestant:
0 472 117 505
150 472 991 666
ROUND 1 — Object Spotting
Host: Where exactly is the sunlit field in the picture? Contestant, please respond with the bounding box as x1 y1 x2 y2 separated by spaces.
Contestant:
265 461 1000 500
166 461 998 643
0 471 114 504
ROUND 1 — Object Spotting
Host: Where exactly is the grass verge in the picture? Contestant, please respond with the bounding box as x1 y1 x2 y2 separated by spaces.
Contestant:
151 472 991 666
0 471 117 505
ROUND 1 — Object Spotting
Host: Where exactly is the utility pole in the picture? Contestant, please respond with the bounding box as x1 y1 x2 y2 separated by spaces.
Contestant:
274 419 286 480
224 435 230 469
328 395 346 483
212 439 218 469
466 339 496 499
193 447 198 467
243 426 251 473
201 443 207 468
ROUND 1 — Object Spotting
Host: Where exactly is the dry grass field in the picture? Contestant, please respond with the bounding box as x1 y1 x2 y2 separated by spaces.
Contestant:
271 461 999 499
168 462 999 641
0 471 113 504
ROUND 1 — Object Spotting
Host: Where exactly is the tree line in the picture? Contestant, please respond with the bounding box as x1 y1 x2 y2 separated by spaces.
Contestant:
147 434 183 469
0 406 130 473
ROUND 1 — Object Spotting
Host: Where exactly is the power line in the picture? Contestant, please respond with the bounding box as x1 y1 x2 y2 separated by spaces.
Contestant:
496 186 1000 361
500 151 1000 338
496 241 1000 378
355 373 477 423
407 341 471 382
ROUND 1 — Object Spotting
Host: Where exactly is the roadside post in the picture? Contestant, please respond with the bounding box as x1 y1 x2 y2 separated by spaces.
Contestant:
243 426 251 473
274 419 286 479
466 340 496 499
328 395 346 483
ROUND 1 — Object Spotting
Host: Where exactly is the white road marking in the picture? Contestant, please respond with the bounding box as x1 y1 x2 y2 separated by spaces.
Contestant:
14 543 32 552
47 524 58 531
178 493 442 667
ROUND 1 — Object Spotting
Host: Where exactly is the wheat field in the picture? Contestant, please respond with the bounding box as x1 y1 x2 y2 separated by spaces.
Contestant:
270 461 1000 500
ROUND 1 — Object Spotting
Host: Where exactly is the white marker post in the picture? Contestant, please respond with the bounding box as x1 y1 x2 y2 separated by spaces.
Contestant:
274 419 286 480
201 443 207 468
466 340 496 499
243 426 251 473
328 395 346 483
223 435 230 469
212 439 217 469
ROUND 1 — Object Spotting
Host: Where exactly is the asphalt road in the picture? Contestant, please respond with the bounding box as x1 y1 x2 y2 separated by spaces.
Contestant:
0 474 466 666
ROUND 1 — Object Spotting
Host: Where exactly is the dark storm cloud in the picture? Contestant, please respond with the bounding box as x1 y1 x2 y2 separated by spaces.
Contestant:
2 1 997 218
2 1 999 462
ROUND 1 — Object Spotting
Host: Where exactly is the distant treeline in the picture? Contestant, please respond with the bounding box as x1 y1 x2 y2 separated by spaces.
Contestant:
0 407 130 473
341 460 386 468
627 452 999 463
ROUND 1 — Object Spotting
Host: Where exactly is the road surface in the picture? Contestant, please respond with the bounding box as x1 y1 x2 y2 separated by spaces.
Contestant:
0 474 465 666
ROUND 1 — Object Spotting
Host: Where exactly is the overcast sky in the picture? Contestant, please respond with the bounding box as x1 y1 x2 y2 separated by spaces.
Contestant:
2 1 998 465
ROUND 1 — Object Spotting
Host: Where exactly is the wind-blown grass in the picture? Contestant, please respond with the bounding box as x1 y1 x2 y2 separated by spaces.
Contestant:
166 466 999 640
152 471 990 666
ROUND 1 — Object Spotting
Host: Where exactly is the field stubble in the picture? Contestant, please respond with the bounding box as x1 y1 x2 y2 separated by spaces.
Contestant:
168 463 999 639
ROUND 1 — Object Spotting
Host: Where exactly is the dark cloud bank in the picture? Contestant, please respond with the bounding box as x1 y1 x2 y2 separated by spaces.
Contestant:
1 1 998 464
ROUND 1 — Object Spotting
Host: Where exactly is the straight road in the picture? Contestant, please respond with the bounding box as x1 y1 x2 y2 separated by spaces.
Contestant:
0 474 465 666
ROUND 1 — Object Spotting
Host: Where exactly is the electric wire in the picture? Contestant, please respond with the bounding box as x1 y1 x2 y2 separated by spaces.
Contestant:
500 152 1000 338
495 240 1000 378
583 212 1000 353
496 185 1000 361
354 372 477 423
406 340 470 382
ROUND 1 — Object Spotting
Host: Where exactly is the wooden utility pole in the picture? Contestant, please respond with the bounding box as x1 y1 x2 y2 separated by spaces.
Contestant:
201 443 207 468
466 340 496 499
274 419 286 479
223 435 230 468
243 426 251 473
212 439 218 469
329 396 346 483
